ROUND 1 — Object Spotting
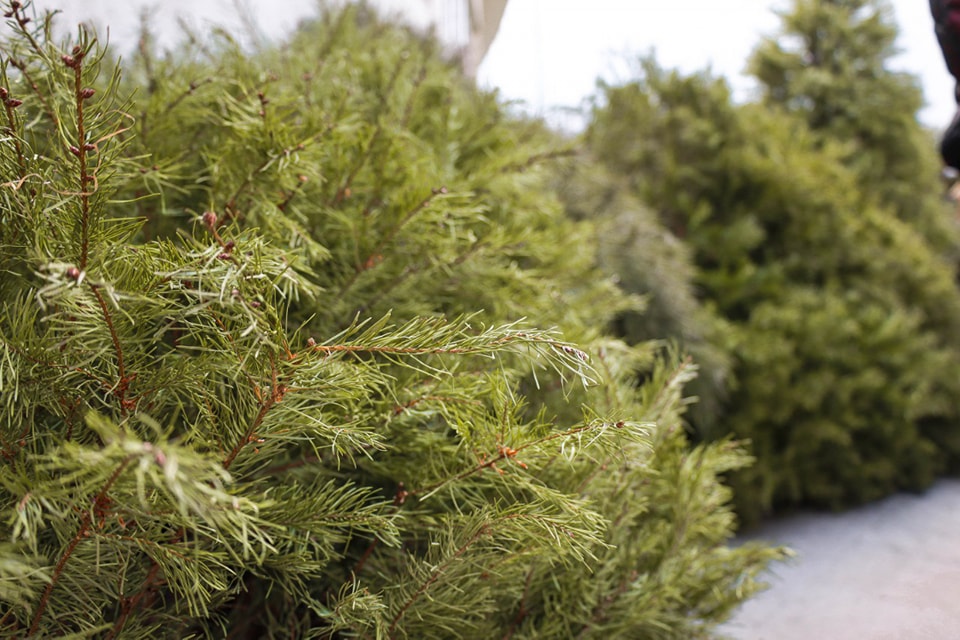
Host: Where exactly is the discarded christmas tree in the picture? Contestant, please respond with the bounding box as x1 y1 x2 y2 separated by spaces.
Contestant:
0 2 782 637
586 31 960 522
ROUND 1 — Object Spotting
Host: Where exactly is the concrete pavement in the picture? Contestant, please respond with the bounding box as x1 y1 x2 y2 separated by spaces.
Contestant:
721 480 960 639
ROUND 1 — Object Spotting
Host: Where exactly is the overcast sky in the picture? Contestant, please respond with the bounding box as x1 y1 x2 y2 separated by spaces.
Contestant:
476 0 953 130
48 0 955 130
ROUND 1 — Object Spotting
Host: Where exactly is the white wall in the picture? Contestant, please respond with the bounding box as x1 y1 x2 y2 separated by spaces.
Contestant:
44 0 468 56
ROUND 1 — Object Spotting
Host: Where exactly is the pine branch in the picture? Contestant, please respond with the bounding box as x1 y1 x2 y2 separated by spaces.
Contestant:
27 455 133 636
222 375 278 470
5 54 56 126
335 187 448 301
386 524 489 638
502 567 535 640
105 560 162 640
1 84 25 176
413 419 639 500
311 315 594 385
60 43 95 269
88 282 132 412
328 49 409 208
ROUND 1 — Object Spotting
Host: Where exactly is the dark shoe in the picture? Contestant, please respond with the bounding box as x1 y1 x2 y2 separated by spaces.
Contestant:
941 109 960 169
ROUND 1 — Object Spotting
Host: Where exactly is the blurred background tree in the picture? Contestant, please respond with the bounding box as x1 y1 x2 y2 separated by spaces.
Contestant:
583 0 960 523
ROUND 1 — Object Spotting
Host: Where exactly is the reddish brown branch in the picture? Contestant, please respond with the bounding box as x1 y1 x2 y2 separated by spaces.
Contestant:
106 526 183 639
412 420 621 498
2 87 25 175
222 395 275 471
0 608 15 632
503 568 536 640
352 537 379 578
369 187 446 267
499 148 578 174
105 562 161 640
386 526 489 638
391 395 483 416
7 56 57 126
89 283 135 413
27 457 132 636
575 573 637 639
311 325 529 359
8 3 47 64
259 454 321 476
223 358 283 470
312 342 470 357
162 77 212 115
65 48 94 270
329 112 381 206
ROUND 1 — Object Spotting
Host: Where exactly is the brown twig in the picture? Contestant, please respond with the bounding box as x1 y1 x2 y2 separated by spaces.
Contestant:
2 86 25 175
105 526 183 639
8 2 47 64
503 567 536 640
328 50 408 208
411 420 623 499
574 573 637 639
27 457 132 636
222 356 283 470
386 525 489 638
105 562 160 640
6 56 57 126
334 186 447 300
499 148 578 174
89 282 135 413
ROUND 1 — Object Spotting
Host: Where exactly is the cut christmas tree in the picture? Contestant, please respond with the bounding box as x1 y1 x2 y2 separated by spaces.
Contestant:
0 2 783 637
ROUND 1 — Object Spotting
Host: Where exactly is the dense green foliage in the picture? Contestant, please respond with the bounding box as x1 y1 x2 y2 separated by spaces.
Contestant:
750 0 954 251
585 0 960 523
552 159 734 436
0 2 782 637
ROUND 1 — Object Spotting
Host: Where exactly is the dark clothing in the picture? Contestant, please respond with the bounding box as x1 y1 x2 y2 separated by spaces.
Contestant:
931 0 960 83
931 0 960 168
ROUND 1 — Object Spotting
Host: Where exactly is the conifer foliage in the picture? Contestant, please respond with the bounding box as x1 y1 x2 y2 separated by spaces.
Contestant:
0 3 781 637
586 5 960 523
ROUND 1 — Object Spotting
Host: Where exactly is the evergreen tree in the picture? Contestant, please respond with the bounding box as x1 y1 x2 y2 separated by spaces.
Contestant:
586 59 960 523
749 0 958 253
0 2 782 636
551 156 735 438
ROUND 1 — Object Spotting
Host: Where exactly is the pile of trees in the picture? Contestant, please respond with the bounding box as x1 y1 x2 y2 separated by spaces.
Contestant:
0 2 782 637
583 0 960 523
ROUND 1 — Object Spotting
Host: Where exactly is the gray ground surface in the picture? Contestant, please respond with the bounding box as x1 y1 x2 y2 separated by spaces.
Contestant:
720 479 960 640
